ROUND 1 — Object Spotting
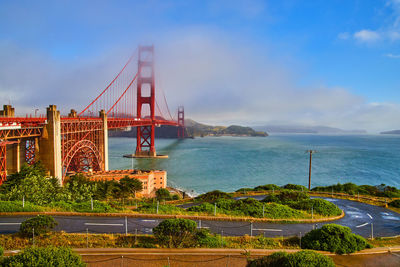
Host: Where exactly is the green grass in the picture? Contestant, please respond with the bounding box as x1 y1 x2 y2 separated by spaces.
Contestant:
0 201 47 212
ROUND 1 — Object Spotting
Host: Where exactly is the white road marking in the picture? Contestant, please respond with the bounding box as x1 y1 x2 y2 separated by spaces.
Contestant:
0 223 21 225
252 228 283 232
197 226 210 229
84 223 123 226
356 222 369 228
140 220 157 222
366 213 373 219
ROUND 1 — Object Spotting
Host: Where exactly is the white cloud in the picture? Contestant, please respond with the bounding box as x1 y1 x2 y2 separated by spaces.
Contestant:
346 1 400 44
353 30 381 43
155 30 400 132
2 30 400 133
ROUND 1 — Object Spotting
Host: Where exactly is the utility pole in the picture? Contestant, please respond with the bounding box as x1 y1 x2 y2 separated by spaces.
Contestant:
306 150 317 190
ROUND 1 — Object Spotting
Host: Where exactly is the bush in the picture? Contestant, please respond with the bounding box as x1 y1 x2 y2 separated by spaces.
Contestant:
288 198 342 216
171 194 180 200
153 219 197 248
1 246 86 266
0 245 3 258
195 190 232 202
48 200 117 213
301 224 371 254
235 187 255 193
254 184 281 191
282 184 308 191
247 250 335 267
389 199 400 208
252 235 279 248
312 183 400 198
189 197 305 219
19 215 58 237
278 190 310 202
195 228 223 248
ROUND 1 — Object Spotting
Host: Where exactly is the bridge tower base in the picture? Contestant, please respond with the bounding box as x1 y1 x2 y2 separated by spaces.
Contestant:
39 105 62 183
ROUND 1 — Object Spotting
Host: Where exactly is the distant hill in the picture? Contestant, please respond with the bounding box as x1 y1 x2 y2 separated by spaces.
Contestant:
381 130 400 135
109 119 268 138
253 125 367 134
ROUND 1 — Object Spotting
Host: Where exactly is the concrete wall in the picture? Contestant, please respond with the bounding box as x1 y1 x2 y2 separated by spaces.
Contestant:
39 105 62 182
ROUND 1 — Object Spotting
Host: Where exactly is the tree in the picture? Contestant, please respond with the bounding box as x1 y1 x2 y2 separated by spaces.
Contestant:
119 176 143 199
63 174 97 202
94 179 120 200
19 215 58 237
153 218 197 248
1 246 86 267
3 173 62 205
156 188 171 201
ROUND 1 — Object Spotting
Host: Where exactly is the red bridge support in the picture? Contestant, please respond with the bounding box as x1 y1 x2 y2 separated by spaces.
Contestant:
178 106 185 138
135 46 157 157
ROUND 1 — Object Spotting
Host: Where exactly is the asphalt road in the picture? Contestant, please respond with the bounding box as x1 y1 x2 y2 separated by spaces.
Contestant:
0 198 399 238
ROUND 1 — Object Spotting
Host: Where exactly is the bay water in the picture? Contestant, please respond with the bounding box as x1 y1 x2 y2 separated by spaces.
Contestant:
109 135 400 195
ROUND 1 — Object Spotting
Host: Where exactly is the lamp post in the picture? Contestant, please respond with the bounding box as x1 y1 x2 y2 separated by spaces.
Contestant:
306 150 317 191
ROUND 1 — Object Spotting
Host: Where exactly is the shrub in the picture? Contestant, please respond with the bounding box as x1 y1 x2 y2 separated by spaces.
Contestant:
48 200 117 213
171 194 180 200
195 228 223 248
252 235 279 248
301 224 371 254
278 190 310 202
235 187 254 193
189 197 305 218
19 215 58 237
153 219 197 248
312 183 400 198
261 194 281 203
247 250 335 267
389 199 400 208
253 184 281 191
195 190 232 202
282 184 308 191
288 198 342 216
0 245 3 258
262 190 309 204
1 246 86 266
187 202 215 213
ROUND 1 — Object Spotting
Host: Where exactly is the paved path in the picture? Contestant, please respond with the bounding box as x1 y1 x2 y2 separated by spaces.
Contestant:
0 198 399 237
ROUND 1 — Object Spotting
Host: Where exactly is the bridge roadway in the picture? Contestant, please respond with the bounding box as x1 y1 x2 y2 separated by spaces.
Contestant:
0 198 399 237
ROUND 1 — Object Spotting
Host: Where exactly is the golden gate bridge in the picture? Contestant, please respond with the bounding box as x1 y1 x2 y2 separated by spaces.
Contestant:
0 46 184 184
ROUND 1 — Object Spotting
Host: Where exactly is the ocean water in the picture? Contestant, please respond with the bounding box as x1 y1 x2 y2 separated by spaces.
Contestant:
108 135 400 195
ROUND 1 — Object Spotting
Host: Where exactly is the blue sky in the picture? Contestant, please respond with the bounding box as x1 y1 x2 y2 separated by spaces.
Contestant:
0 0 400 132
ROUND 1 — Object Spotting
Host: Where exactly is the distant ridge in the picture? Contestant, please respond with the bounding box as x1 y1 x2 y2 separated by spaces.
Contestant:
253 125 367 134
381 130 400 135
109 119 268 138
